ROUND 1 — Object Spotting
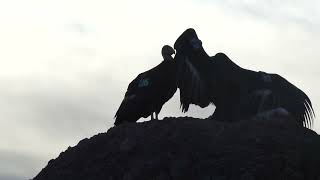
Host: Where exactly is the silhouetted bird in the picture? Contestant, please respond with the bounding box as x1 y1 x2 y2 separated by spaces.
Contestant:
173 28 315 127
114 45 177 126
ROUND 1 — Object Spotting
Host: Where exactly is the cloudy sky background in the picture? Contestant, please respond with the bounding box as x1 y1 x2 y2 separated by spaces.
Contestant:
0 0 319 179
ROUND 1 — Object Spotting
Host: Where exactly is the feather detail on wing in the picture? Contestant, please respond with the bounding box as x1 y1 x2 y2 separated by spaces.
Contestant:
176 56 211 112
270 74 315 128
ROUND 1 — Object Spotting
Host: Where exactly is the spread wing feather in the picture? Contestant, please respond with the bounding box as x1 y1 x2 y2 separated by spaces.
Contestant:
269 74 315 128
176 55 211 112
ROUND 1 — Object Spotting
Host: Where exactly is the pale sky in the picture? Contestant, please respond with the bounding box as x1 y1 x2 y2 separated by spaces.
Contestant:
0 0 319 179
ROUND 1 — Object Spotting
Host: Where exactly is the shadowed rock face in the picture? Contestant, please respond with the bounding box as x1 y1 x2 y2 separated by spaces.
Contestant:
33 116 320 180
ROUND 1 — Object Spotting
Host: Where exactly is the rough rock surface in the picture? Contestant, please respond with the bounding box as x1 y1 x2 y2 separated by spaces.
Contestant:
33 116 320 180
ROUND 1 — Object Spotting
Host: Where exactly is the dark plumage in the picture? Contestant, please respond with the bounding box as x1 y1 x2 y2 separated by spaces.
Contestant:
174 28 315 127
114 45 177 126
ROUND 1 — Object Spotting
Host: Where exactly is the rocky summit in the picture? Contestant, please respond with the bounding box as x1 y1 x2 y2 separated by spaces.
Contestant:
33 115 320 180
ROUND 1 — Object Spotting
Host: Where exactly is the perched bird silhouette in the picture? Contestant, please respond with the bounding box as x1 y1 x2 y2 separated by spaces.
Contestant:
114 45 177 126
173 28 315 127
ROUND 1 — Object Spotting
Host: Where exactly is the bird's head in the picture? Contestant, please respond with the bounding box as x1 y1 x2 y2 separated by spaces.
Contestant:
162 45 175 61
174 28 203 56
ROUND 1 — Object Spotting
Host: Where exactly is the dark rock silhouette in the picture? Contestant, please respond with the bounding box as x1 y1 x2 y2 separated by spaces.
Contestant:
33 115 320 180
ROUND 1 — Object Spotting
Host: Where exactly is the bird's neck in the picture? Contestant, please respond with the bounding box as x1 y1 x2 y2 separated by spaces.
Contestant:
162 54 174 61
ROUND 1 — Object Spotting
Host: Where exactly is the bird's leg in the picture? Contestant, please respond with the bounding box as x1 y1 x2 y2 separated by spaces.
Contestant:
155 113 159 120
150 112 154 121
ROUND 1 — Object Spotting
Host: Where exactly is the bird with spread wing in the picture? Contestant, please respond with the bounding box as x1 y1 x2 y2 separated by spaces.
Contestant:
173 28 315 127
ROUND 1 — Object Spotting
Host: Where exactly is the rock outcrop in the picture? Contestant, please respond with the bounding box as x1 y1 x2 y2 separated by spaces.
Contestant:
33 116 320 180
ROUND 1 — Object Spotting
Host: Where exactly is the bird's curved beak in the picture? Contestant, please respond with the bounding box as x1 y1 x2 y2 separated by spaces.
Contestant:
169 47 175 56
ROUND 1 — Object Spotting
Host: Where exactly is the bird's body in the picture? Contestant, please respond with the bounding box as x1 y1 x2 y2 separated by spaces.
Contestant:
174 28 314 127
114 45 177 126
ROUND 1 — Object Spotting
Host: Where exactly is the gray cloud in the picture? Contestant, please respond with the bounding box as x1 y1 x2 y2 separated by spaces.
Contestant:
0 75 116 139
0 74 120 178
0 175 23 180
0 150 45 180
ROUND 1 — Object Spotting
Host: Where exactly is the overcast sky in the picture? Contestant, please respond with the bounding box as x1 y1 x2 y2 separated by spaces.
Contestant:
0 0 319 179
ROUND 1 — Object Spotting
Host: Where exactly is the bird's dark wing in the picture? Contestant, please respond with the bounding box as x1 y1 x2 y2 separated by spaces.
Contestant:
114 93 150 125
114 73 152 124
176 55 211 112
125 73 145 96
270 74 315 128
